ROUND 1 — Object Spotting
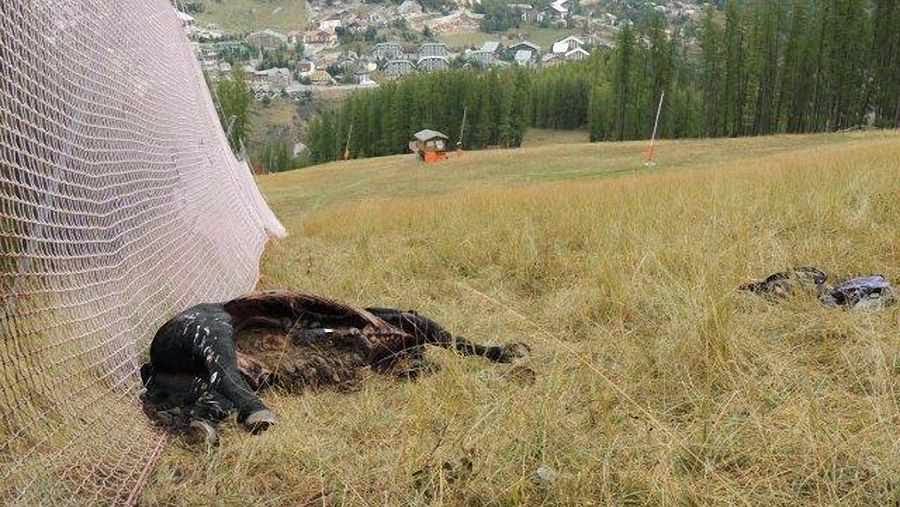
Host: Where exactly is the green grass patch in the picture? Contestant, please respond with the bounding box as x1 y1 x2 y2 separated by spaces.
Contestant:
195 0 306 33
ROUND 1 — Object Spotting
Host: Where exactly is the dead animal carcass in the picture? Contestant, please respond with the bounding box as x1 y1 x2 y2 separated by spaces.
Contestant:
140 291 529 444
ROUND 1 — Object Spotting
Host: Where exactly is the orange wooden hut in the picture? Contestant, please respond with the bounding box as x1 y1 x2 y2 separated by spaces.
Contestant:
410 129 450 163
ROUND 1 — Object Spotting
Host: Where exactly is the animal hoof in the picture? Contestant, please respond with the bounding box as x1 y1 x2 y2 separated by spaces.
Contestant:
244 409 276 434
186 420 219 447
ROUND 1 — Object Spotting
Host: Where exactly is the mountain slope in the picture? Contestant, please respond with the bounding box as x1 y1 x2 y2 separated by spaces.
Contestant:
143 131 900 506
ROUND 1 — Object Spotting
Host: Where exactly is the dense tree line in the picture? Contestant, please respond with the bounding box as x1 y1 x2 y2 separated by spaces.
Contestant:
303 0 899 167
589 0 900 141
476 0 523 33
306 69 531 163
588 15 703 141
531 62 593 130
567 0 899 141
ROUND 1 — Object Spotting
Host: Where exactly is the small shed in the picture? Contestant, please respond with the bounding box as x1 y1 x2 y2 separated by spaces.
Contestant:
411 129 450 163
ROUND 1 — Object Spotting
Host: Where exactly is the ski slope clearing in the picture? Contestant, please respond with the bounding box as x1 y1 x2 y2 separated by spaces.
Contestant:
144 131 900 505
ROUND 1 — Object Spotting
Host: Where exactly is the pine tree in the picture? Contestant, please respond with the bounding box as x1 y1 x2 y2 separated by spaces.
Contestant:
612 23 636 141
380 84 398 155
872 0 900 127
645 13 673 138
589 82 612 141
216 68 253 153
319 112 337 162
477 78 495 147
392 80 413 151
723 0 747 136
700 6 724 137
779 0 812 133
497 75 515 147
748 0 783 135
366 91 383 156
307 117 323 163
510 68 531 146
825 0 869 130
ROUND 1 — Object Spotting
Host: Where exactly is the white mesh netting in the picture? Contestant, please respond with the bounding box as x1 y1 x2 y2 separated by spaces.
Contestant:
0 0 285 503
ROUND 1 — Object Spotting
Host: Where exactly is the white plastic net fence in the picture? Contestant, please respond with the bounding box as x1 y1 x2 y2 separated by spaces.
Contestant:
0 0 285 503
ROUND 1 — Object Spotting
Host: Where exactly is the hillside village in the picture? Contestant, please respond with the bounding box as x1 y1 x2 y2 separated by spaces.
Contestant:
179 0 705 102
172 0 710 170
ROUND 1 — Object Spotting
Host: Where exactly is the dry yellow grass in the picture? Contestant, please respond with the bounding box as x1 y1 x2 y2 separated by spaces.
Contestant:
142 131 900 505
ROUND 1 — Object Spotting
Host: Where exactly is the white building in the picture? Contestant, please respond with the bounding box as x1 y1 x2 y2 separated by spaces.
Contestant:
564 47 589 61
417 56 449 72
549 0 568 18
552 35 584 54
419 42 449 59
384 59 416 78
373 42 403 61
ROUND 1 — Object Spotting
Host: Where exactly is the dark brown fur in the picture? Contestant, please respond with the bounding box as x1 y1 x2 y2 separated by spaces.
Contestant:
228 291 529 392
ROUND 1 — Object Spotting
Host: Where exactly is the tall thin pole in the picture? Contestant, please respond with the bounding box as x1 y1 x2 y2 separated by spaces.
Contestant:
343 123 353 160
457 106 467 151
645 91 665 165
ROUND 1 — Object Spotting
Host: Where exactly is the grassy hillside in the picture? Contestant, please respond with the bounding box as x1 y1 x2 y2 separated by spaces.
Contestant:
194 0 306 33
143 132 900 505
522 128 590 147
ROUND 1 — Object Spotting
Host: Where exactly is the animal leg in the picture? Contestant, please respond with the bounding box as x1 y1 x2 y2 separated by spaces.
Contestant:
150 304 274 431
195 321 276 431
366 308 529 363
374 345 441 380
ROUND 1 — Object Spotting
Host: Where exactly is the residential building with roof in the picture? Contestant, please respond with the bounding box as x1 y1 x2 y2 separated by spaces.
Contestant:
417 55 449 72
384 59 416 78
508 40 541 54
564 47 590 61
418 42 449 59
373 42 403 61
552 35 584 54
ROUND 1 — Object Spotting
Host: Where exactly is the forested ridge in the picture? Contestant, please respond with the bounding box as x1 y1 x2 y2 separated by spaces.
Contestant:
306 69 532 163
305 0 900 165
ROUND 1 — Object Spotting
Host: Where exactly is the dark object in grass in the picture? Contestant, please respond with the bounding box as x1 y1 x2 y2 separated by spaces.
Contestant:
821 275 895 309
738 267 829 299
739 267 895 310
140 291 529 442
